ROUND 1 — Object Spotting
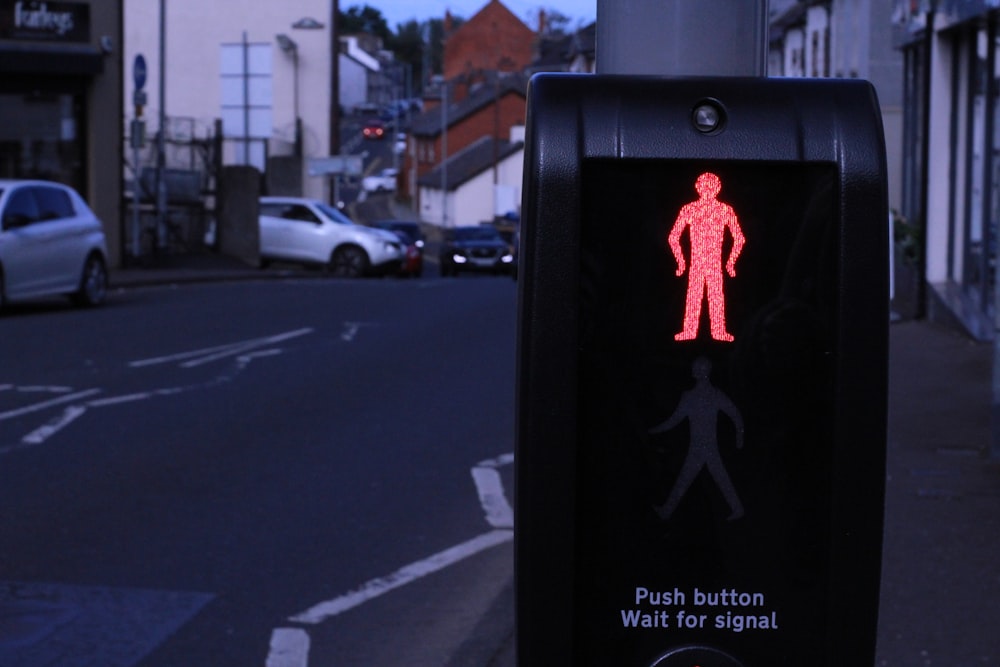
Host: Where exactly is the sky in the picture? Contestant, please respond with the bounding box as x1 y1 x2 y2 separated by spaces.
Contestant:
364 0 597 30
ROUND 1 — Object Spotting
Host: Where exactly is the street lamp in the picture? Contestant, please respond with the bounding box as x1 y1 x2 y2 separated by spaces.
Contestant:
276 33 302 156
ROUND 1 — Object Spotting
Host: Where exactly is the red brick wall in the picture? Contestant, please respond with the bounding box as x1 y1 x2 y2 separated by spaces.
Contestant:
444 0 536 80
403 91 525 199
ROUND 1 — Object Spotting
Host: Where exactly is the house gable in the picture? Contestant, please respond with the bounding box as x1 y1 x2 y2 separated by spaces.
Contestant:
443 0 536 79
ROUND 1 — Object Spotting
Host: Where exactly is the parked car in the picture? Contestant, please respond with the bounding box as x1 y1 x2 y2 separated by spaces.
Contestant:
372 220 424 278
394 133 407 156
372 220 425 250
258 197 404 277
392 230 423 278
362 119 386 139
361 168 398 193
439 225 514 277
0 179 109 309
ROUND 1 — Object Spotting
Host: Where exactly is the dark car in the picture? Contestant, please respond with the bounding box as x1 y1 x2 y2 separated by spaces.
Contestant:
372 221 425 278
373 221 424 250
439 225 514 277
362 119 385 139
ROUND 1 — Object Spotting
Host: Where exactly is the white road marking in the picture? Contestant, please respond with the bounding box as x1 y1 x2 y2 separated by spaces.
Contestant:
0 388 101 422
340 321 377 342
267 628 310 667
2 328 312 451
129 328 313 369
15 385 73 393
20 405 88 445
472 466 514 529
289 528 513 626
266 451 515 665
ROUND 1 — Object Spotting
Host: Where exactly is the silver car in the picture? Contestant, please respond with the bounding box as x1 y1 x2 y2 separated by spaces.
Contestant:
259 197 405 277
0 180 109 310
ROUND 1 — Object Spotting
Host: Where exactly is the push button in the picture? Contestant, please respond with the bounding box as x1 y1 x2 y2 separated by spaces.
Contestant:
649 645 743 667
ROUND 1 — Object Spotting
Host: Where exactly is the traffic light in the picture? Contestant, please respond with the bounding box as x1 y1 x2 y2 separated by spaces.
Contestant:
515 75 888 666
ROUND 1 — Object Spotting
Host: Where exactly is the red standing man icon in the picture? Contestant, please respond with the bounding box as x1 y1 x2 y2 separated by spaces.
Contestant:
668 172 746 342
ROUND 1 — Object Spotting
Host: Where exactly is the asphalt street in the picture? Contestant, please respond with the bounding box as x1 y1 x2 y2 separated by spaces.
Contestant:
3 254 999 665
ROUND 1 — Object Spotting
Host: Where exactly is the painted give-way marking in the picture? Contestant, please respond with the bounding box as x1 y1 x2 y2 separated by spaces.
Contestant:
266 453 515 667
129 328 314 368
0 328 316 453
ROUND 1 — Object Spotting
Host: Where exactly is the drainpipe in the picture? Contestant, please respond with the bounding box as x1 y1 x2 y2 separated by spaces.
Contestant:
916 6 934 320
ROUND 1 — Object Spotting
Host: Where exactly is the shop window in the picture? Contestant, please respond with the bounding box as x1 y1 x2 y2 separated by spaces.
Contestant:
0 92 84 192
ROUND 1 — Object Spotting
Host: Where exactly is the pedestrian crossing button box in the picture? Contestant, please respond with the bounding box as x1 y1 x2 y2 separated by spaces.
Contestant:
515 74 889 667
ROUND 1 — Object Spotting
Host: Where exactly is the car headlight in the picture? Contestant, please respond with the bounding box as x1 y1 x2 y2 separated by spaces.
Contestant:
502 253 514 263
453 254 468 263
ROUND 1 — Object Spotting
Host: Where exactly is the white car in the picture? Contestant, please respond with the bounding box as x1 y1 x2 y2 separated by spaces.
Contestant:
361 168 398 193
258 197 405 277
0 179 109 309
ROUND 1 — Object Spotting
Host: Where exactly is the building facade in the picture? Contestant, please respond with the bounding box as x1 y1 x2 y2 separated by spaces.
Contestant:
442 0 535 80
0 0 124 264
770 0 904 215
124 0 334 203
894 0 1000 339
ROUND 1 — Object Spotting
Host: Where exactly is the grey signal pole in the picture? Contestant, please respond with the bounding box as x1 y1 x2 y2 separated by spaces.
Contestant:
596 0 768 77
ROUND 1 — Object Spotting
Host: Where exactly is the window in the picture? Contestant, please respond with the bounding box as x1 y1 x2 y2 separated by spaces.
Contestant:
34 186 74 221
2 187 39 229
282 205 320 223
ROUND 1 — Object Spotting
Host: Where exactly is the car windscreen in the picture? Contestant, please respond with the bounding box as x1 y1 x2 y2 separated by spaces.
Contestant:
453 227 500 242
317 202 355 225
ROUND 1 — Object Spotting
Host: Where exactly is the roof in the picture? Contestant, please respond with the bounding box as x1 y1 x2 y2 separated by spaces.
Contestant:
417 136 524 191
530 21 596 72
410 73 528 138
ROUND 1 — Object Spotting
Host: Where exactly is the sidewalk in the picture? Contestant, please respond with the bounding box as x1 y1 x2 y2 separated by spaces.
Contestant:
109 252 308 289
878 318 1000 665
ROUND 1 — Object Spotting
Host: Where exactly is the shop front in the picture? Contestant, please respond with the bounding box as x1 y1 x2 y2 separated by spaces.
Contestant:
0 0 123 265
896 0 1000 339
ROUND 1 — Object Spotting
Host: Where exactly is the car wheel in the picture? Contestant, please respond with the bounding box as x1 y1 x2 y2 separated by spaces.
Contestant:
329 245 369 278
72 254 108 307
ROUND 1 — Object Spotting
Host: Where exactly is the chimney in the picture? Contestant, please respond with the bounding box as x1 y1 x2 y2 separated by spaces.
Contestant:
538 9 547 34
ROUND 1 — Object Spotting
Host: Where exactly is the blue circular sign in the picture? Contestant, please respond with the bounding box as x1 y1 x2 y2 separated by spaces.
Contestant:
133 54 147 90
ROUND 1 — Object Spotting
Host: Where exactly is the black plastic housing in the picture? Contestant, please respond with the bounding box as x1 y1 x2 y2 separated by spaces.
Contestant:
515 74 888 667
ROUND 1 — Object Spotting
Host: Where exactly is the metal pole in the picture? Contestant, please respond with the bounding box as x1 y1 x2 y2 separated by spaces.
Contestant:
131 124 142 259
329 0 340 205
441 81 448 227
242 31 250 165
596 0 768 76
156 0 167 250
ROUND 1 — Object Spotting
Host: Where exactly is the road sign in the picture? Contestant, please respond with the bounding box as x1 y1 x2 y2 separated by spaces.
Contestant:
308 155 363 177
516 75 888 667
133 54 147 90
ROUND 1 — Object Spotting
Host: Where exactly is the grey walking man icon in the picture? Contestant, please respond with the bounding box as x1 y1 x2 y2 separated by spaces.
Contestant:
649 357 745 521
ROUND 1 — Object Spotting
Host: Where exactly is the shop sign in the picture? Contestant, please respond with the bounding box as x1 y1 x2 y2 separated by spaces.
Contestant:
0 1 90 43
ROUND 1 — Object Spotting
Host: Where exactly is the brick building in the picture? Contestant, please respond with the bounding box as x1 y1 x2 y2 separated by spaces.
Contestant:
408 74 527 224
401 0 536 217
441 0 536 80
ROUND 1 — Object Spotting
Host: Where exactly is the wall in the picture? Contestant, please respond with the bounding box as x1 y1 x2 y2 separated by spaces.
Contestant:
124 0 331 202
90 1 125 265
451 147 524 226
443 0 535 79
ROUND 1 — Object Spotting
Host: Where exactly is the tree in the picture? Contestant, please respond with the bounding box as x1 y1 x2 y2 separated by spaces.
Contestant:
538 7 572 35
386 17 463 95
338 4 391 42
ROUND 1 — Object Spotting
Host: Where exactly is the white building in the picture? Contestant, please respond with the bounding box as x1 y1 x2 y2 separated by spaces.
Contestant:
124 0 335 201
769 0 903 214
417 127 525 228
